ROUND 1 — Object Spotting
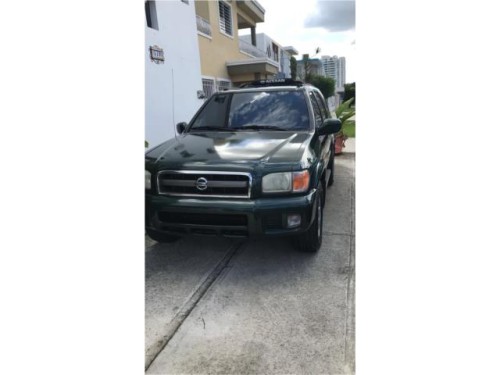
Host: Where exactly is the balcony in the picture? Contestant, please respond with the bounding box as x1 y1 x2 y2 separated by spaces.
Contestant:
239 39 266 58
196 15 211 37
226 57 279 79
236 0 265 22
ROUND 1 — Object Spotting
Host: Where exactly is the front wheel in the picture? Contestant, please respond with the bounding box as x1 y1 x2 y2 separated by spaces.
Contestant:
297 184 324 253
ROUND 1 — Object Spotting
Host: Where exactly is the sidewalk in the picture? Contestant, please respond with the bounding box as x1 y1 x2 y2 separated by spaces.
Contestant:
342 137 355 153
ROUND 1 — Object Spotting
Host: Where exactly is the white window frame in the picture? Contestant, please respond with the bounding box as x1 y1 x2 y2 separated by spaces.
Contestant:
202 77 216 99
216 78 232 92
196 15 212 39
218 0 234 38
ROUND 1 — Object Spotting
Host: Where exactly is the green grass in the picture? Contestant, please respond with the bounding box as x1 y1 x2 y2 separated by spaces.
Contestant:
342 121 355 138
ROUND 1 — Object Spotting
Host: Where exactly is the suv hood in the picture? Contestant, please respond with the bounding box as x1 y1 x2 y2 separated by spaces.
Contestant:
146 131 312 168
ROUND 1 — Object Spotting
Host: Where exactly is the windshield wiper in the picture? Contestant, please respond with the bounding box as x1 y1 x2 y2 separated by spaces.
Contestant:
232 124 285 131
189 126 228 131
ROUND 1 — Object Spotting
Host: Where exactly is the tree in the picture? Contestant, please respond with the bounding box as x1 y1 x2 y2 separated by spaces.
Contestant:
302 54 311 82
302 48 321 83
290 56 297 80
343 82 355 106
309 74 335 99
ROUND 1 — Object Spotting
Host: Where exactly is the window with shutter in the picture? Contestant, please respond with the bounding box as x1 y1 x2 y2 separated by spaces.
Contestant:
217 79 231 91
202 78 216 99
218 1 233 36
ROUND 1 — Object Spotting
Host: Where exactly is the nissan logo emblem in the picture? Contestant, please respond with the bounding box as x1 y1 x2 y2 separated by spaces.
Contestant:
195 177 208 191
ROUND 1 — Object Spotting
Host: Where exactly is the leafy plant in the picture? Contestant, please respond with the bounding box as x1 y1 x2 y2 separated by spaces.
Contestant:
342 120 356 138
309 74 335 99
335 97 355 135
344 82 355 106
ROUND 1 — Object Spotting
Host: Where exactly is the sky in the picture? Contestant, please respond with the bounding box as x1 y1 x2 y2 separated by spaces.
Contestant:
240 0 356 82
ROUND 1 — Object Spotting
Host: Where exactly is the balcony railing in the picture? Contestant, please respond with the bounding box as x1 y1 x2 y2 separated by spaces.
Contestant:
196 15 211 37
239 38 266 58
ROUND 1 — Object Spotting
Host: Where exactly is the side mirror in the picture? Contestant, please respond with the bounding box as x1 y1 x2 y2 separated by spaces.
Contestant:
318 118 341 136
176 122 187 134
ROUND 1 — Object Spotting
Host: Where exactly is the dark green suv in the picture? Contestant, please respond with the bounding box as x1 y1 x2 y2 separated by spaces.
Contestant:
145 79 340 252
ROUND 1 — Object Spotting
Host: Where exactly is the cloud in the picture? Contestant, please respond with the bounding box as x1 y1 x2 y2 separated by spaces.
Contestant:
304 0 355 32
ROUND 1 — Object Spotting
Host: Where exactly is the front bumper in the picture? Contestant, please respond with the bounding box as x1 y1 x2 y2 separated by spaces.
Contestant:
145 189 319 239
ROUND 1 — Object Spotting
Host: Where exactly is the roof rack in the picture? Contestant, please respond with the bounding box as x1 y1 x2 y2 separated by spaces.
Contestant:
239 78 305 88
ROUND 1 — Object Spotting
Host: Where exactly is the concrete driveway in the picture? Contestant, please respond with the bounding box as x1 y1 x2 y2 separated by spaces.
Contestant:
145 139 355 374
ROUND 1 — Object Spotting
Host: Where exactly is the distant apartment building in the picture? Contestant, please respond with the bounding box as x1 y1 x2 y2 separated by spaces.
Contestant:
194 0 279 96
240 33 298 78
337 56 346 88
321 56 338 86
320 55 347 108
145 0 204 149
321 55 346 90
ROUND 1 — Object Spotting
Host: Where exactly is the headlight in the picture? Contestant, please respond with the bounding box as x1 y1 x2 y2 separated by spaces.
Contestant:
145 170 151 190
262 172 291 193
262 170 310 193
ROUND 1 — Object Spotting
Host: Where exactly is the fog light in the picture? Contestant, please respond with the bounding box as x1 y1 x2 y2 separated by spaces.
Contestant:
287 214 301 228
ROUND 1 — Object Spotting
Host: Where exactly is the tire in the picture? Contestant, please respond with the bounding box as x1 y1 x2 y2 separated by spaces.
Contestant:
297 184 324 253
146 229 180 243
327 147 335 187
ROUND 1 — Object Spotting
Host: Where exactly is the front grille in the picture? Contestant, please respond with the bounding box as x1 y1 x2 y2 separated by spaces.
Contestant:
263 214 283 230
158 212 247 226
157 212 248 238
157 171 251 198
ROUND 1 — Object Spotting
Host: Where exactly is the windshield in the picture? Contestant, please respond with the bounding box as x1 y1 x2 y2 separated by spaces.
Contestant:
190 90 310 131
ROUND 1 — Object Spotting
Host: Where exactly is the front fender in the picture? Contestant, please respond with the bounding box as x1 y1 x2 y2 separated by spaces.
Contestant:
311 160 327 189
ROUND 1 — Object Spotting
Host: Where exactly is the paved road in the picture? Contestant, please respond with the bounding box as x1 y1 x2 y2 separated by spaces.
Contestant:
145 140 355 374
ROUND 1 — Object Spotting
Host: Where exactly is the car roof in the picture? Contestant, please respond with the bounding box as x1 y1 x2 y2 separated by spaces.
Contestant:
219 78 318 94
221 85 306 94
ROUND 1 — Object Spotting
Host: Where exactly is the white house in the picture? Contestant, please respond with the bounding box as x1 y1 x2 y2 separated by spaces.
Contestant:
282 46 298 78
239 33 297 79
145 0 204 150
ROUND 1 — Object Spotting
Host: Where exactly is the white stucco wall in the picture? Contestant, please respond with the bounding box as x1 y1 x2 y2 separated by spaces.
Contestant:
145 0 204 150
256 34 266 53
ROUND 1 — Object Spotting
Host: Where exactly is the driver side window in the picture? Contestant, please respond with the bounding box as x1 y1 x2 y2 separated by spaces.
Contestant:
313 91 330 120
309 92 324 127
